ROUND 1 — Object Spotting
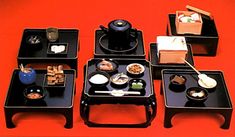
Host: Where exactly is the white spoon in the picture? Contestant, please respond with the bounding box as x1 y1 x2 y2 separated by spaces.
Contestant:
183 59 217 89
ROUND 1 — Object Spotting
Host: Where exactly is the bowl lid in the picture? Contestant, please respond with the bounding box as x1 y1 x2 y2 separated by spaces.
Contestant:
108 19 131 32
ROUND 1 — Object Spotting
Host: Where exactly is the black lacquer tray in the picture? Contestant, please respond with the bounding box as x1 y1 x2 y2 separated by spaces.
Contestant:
80 58 156 127
149 43 194 79
167 14 219 56
161 69 233 129
94 30 145 59
17 29 79 75
4 69 76 128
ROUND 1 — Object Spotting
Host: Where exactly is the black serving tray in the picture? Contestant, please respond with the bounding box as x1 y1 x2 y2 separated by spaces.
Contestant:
84 59 153 100
80 58 156 127
17 29 79 75
4 69 76 128
161 69 233 129
94 30 145 59
167 14 219 56
149 43 194 79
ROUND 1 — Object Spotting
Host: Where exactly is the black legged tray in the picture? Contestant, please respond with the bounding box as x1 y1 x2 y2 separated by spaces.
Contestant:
80 59 156 127
161 69 233 129
17 29 79 76
149 43 194 79
94 30 146 59
4 69 76 128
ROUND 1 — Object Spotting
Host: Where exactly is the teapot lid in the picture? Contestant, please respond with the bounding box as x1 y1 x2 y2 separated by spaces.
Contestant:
108 19 132 31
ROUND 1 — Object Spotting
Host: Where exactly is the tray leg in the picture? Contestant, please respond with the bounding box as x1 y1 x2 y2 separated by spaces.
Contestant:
4 109 15 128
220 110 232 129
164 108 176 128
63 108 73 128
160 82 163 95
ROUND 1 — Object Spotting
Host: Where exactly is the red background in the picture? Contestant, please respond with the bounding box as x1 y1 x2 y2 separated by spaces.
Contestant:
1 0 235 136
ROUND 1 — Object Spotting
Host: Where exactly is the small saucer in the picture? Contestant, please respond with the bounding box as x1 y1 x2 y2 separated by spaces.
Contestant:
99 34 138 54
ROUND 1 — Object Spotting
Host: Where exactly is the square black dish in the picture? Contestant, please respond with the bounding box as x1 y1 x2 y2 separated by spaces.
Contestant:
161 69 233 129
47 43 68 57
167 14 219 56
4 69 76 128
149 43 194 79
80 58 156 127
94 30 145 59
17 29 79 75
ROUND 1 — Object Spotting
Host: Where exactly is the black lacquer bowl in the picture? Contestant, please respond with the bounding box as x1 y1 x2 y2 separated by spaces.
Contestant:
96 59 119 74
186 87 208 103
169 74 187 92
23 85 46 102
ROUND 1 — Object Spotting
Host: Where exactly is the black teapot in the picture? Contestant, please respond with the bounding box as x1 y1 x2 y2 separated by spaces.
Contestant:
100 19 138 51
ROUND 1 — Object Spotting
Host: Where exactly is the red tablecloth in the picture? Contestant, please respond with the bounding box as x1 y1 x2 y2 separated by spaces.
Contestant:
0 0 234 136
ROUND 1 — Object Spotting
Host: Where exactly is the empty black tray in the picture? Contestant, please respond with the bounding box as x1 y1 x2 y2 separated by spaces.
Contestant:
4 69 76 128
161 69 233 129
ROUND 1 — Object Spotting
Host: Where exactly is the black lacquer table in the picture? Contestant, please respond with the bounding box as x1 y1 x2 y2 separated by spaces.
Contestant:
161 69 233 129
80 59 156 127
4 69 76 128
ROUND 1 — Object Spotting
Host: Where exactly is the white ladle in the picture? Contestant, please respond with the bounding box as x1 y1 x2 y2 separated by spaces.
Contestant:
183 59 217 89
95 90 141 97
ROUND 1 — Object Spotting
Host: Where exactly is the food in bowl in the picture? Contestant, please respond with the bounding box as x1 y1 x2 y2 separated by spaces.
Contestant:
126 63 145 75
110 73 129 85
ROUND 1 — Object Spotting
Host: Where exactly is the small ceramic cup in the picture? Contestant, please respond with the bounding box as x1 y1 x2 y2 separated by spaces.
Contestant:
19 68 36 85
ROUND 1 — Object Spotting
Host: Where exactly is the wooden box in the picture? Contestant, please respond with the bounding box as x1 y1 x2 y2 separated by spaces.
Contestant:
157 36 188 64
175 11 203 35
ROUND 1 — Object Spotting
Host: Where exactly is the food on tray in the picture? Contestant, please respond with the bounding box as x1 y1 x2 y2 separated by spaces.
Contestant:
126 63 145 75
27 35 41 44
171 75 186 85
198 74 217 89
89 74 109 84
27 92 43 99
51 45 66 53
178 13 201 23
110 73 129 85
129 79 146 90
98 60 114 71
47 65 65 85
189 90 205 98
24 85 45 101
186 87 208 103
157 36 188 64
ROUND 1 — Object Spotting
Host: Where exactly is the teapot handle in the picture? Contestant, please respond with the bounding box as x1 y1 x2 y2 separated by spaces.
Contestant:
100 25 108 33
131 28 138 39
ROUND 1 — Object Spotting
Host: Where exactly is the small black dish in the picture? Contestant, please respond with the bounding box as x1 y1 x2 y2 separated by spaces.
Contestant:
186 87 208 103
26 35 42 50
47 43 68 57
96 59 119 74
129 78 146 91
88 71 110 87
169 74 187 92
110 73 129 88
23 85 46 102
